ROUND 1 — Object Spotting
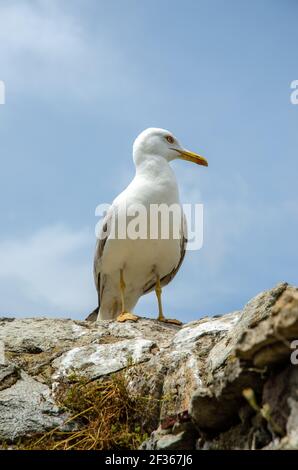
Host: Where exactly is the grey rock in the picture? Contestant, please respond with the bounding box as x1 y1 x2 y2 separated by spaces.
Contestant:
160 312 240 420
0 364 20 391
140 427 196 450
52 338 156 380
0 369 68 441
1 283 298 449
156 431 194 450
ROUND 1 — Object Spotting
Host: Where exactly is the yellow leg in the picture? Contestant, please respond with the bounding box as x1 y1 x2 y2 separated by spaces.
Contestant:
120 268 126 312
155 276 182 325
116 269 139 323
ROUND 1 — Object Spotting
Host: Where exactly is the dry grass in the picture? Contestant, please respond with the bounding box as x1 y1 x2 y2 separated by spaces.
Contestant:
21 373 154 450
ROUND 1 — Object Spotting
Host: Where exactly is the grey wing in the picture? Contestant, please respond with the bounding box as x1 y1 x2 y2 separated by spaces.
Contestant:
86 209 113 321
160 213 188 288
143 213 188 294
93 209 114 299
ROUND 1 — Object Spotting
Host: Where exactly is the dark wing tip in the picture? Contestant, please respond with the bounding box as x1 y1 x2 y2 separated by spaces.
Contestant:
85 307 99 322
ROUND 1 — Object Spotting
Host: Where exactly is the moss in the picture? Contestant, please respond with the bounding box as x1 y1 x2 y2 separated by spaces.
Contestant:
5 348 62 386
19 372 157 450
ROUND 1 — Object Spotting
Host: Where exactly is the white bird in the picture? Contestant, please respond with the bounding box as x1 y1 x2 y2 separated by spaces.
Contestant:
89 128 208 324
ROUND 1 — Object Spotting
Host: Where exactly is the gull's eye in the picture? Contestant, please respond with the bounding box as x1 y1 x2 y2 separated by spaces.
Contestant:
166 135 175 144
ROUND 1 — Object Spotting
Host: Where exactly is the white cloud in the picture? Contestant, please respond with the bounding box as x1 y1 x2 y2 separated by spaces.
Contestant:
0 225 97 317
0 0 139 103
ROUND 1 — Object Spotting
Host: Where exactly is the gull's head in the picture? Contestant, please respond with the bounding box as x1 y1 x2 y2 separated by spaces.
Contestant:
133 127 208 168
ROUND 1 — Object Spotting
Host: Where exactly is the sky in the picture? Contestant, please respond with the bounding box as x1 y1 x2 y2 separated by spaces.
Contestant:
0 0 297 322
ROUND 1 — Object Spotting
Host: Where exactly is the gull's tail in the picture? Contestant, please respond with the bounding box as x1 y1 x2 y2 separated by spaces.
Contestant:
85 307 99 322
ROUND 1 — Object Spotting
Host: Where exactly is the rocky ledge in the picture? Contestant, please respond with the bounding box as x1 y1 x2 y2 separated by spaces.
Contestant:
0 282 298 449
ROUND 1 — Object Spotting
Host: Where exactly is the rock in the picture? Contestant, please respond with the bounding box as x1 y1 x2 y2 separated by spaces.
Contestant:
189 283 296 432
52 338 156 380
0 282 298 449
161 312 240 420
285 367 298 448
0 364 20 391
0 368 68 441
140 425 197 450
156 431 195 450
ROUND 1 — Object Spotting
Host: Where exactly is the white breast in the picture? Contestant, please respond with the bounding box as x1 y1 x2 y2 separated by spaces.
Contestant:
97 155 184 318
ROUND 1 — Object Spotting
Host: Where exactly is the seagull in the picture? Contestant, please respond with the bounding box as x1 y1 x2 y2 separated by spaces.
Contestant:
89 128 208 324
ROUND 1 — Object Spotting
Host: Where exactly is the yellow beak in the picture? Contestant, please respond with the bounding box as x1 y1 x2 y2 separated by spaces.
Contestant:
174 148 208 167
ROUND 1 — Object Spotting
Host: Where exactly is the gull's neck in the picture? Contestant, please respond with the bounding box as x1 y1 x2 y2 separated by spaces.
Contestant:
135 154 175 180
134 154 179 203
133 154 180 204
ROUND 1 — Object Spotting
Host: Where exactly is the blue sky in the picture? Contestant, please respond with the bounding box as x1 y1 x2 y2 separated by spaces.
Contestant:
0 0 297 321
